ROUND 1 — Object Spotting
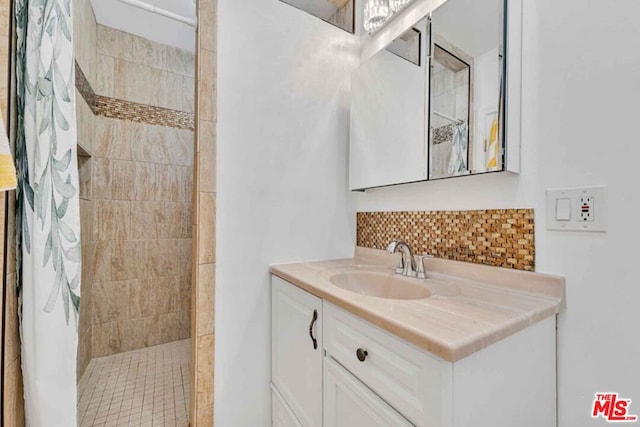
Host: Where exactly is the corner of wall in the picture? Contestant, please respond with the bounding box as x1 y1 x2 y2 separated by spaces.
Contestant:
191 0 217 425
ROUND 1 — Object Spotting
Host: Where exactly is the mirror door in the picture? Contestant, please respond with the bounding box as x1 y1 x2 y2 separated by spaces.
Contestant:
428 0 506 179
349 0 513 190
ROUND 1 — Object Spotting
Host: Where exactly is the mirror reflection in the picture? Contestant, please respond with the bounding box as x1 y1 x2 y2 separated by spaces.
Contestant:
429 0 505 179
386 27 422 66
280 0 355 33
349 0 508 190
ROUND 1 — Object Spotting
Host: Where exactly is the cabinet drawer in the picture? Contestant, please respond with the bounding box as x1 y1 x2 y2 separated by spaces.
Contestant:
323 303 452 427
324 357 412 427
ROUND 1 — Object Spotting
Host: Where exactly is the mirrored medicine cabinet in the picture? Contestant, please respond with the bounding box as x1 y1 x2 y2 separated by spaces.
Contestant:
350 0 523 190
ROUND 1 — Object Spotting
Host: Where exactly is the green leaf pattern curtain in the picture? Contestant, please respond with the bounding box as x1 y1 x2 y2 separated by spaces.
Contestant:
15 0 81 424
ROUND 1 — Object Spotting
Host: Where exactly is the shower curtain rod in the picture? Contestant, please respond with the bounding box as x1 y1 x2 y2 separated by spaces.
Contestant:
113 0 197 28
433 110 464 125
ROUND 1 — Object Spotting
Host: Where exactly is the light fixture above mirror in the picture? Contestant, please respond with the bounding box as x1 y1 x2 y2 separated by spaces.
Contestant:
363 0 391 33
364 0 415 34
389 0 412 12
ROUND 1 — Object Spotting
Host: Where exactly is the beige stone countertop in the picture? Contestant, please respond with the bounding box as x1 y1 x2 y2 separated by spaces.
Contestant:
271 247 565 362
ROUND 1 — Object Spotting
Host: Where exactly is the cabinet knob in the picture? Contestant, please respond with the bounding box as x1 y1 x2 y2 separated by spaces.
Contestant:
356 348 368 362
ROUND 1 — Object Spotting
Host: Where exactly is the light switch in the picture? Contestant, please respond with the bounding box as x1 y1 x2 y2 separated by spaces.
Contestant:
555 198 571 221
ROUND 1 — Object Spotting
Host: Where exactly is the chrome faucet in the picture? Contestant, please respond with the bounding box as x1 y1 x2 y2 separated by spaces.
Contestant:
387 240 418 278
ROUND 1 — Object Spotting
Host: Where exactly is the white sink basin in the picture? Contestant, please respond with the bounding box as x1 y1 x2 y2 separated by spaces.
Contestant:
329 271 432 300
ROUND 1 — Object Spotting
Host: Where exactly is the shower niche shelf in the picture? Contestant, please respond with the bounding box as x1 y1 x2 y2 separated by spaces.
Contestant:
77 143 92 158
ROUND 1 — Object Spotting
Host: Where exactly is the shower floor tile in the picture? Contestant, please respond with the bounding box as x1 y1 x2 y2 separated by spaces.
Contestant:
78 339 190 427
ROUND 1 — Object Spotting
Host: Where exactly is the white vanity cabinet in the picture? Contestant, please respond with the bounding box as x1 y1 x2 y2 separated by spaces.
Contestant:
271 276 557 427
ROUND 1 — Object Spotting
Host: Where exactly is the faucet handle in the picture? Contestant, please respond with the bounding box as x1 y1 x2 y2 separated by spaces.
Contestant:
416 254 432 279
394 255 404 274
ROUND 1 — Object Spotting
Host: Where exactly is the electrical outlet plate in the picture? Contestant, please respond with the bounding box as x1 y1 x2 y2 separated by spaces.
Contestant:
579 196 594 222
546 186 607 232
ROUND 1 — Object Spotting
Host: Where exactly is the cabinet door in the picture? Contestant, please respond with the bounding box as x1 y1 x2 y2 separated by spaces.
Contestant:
324 357 413 427
272 276 323 427
272 385 303 427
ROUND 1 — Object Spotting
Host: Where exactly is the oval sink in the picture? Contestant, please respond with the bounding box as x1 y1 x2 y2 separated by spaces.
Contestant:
329 271 432 300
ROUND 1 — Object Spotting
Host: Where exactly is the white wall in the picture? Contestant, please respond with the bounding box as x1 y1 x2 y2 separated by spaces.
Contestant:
216 0 359 425
357 0 640 425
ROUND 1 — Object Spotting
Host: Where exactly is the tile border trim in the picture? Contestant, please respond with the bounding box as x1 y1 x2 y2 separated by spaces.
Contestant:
75 61 194 131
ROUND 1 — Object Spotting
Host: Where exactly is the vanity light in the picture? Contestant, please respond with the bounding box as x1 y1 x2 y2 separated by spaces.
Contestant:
388 0 412 13
364 0 416 34
363 0 391 33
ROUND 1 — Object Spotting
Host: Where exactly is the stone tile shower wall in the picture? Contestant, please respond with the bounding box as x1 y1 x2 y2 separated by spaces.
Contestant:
75 0 97 380
77 117 94 376
357 209 535 271
191 0 217 424
82 26 195 357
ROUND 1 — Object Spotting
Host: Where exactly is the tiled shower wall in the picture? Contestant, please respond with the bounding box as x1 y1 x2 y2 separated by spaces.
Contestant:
96 26 195 112
75 0 97 381
191 0 217 424
85 26 195 358
88 118 193 357
73 0 196 368
77 154 93 377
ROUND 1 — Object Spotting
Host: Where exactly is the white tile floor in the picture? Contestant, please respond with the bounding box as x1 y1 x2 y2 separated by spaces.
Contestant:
78 340 190 427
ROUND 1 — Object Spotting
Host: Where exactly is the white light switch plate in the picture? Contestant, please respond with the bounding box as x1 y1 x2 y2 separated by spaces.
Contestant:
546 186 608 232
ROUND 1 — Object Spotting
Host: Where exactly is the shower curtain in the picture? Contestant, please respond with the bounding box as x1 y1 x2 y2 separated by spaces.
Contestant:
448 122 468 175
15 0 81 425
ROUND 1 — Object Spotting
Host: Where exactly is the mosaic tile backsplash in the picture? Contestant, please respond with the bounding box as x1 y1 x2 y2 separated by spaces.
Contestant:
357 209 535 271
